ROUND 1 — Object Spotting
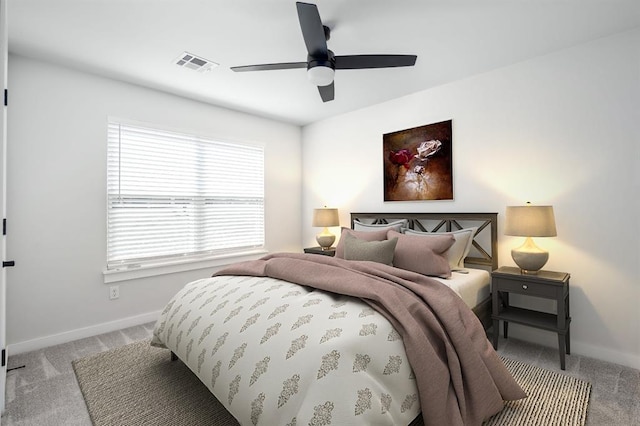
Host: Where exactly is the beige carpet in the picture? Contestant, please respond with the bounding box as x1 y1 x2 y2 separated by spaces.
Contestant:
73 340 591 426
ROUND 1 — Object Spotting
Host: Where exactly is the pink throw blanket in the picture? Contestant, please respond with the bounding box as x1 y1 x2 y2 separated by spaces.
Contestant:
216 253 526 426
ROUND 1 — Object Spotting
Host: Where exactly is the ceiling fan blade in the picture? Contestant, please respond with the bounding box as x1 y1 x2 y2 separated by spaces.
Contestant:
231 62 308 72
318 82 334 102
296 2 328 58
334 55 417 69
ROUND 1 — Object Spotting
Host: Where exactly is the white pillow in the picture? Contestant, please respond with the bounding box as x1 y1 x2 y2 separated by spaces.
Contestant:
353 219 408 233
402 227 477 270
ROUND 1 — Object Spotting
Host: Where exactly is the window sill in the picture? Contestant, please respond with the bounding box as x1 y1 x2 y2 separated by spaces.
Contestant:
103 249 268 284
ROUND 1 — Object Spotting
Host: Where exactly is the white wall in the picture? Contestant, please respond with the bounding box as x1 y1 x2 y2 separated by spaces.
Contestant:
302 29 640 368
6 54 302 352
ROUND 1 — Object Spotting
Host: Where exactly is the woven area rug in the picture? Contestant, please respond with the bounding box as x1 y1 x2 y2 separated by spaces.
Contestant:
73 340 591 426
483 357 591 426
73 340 239 426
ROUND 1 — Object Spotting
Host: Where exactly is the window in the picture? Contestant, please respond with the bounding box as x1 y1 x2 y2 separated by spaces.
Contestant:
107 120 264 270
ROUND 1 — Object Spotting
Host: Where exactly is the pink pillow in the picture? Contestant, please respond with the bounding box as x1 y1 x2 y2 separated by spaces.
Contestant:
387 230 455 278
335 227 389 258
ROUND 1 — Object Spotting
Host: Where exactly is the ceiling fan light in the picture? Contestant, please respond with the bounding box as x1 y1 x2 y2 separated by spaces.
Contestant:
307 66 334 86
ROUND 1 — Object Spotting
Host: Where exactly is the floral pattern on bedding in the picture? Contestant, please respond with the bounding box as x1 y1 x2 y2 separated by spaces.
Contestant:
152 275 420 426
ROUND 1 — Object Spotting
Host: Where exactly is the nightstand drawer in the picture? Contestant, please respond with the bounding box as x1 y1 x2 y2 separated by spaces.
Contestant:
494 277 557 298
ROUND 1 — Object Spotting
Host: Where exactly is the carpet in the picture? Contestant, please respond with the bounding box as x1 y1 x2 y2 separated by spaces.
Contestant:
73 340 591 426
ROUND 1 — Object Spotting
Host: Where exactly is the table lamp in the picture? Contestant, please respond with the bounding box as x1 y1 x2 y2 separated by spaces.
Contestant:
505 203 557 274
312 208 339 250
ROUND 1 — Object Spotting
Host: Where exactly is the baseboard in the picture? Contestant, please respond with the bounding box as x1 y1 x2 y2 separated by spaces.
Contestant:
571 341 640 370
505 324 640 370
7 310 161 356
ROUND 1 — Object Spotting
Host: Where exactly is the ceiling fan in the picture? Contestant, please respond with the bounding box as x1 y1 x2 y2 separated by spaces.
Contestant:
230 2 417 102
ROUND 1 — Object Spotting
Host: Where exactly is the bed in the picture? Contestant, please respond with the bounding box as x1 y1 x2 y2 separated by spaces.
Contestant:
151 212 525 426
349 212 498 331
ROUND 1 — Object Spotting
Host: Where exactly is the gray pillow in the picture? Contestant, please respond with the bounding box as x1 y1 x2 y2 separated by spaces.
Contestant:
353 219 408 232
334 227 389 259
343 233 398 265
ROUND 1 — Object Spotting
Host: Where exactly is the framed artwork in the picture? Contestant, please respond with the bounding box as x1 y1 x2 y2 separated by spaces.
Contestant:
383 120 453 201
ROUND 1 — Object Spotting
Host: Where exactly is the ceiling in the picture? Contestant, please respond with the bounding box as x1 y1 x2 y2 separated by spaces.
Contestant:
7 1 640 126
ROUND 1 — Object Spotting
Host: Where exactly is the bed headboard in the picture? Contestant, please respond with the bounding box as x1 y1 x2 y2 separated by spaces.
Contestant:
350 212 498 270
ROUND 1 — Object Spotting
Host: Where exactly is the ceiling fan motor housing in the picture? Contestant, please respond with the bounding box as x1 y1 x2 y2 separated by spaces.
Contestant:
307 51 335 87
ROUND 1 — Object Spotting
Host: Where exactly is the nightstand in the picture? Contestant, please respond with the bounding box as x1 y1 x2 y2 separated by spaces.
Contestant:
491 266 571 369
303 246 336 256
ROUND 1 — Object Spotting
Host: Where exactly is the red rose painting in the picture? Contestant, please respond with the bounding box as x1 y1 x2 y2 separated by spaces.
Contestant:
383 120 453 201
388 149 413 168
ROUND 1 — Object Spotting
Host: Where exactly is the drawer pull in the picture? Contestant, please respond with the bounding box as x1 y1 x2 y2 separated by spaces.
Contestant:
522 284 528 290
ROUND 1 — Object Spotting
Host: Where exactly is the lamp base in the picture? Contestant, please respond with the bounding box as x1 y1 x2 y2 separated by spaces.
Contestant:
316 228 336 251
511 237 549 274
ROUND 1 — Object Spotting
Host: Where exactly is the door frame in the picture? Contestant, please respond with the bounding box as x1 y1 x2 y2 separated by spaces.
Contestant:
0 0 9 415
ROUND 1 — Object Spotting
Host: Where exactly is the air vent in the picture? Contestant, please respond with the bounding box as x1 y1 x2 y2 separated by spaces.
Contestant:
174 52 219 73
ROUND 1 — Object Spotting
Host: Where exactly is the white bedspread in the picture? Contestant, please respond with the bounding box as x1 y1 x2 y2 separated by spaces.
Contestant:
151 274 421 426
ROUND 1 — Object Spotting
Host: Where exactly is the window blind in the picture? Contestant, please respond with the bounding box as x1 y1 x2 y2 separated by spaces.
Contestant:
107 121 265 269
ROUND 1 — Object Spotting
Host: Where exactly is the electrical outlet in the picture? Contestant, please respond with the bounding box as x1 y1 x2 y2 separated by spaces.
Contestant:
109 285 120 300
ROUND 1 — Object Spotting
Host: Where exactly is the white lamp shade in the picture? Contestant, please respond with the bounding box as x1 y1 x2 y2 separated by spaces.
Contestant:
312 208 339 227
307 66 335 86
505 205 557 237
